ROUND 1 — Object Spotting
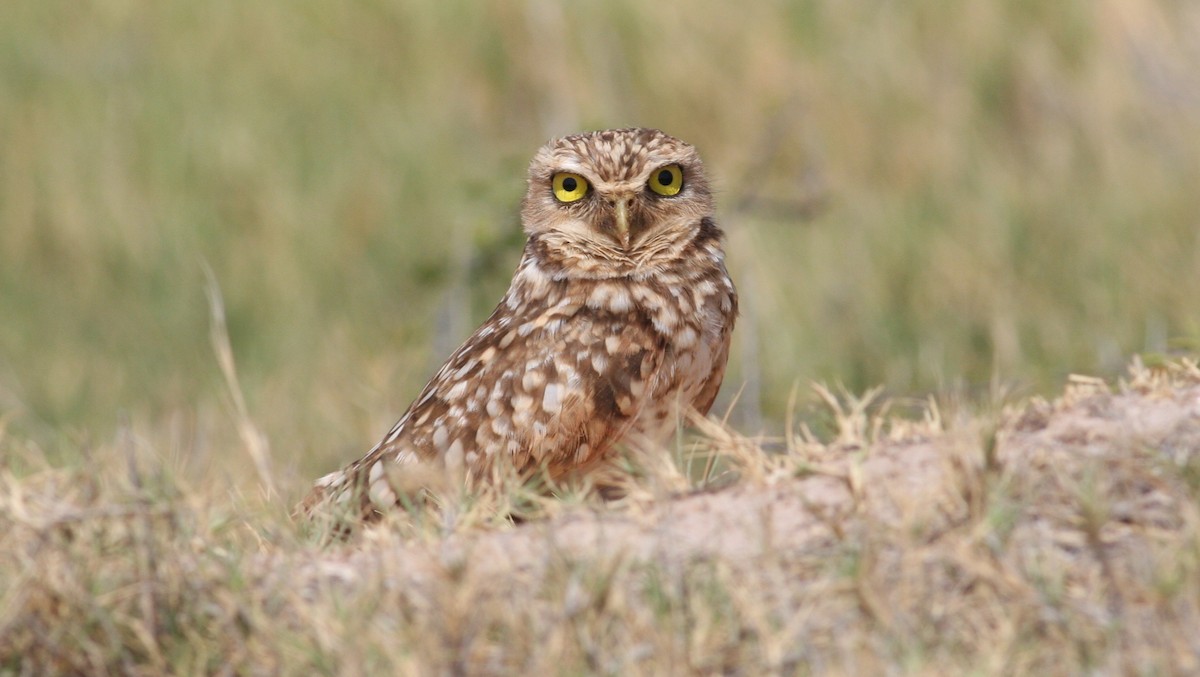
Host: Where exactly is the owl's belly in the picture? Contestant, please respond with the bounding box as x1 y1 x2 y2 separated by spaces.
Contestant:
627 317 728 446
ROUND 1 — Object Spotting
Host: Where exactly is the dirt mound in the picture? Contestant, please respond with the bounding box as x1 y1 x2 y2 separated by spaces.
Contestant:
273 360 1200 673
5 360 1198 673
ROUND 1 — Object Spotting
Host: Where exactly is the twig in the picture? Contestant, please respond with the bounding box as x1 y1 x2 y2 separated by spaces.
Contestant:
201 261 276 498
123 423 166 672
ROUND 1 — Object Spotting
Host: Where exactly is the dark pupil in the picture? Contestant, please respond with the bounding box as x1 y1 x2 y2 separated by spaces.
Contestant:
561 177 577 192
657 169 674 186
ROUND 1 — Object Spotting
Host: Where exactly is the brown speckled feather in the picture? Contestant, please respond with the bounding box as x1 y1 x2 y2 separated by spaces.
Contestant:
301 129 737 520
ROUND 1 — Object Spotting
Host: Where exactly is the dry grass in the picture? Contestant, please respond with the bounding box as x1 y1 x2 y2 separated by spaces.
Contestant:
3 358 1199 675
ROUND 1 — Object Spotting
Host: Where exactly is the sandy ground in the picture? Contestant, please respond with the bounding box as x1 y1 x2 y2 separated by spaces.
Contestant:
283 364 1200 613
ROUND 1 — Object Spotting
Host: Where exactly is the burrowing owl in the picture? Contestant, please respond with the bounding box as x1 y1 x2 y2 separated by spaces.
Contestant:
302 128 737 519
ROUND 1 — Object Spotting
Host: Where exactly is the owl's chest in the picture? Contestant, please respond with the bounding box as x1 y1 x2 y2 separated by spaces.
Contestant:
620 274 734 390
622 288 730 445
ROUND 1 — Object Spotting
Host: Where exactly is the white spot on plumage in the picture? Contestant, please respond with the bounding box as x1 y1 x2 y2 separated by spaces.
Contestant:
605 335 621 354
315 471 345 489
522 370 545 391
446 380 469 401
369 478 396 508
607 288 632 312
452 360 478 380
445 439 465 470
555 301 581 316
542 383 561 413
587 284 611 309
652 309 679 335
486 398 503 417
513 394 533 412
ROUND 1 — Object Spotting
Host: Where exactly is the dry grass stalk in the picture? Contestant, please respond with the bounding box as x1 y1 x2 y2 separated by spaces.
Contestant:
2 359 1199 673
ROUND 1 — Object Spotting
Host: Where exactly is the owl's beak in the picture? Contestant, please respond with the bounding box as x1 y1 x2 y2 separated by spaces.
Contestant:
611 195 633 246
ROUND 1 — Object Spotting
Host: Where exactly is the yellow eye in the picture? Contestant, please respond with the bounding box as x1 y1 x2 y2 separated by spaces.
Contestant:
552 172 589 203
648 164 683 196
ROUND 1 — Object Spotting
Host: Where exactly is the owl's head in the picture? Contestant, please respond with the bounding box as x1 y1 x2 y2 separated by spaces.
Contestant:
520 128 715 278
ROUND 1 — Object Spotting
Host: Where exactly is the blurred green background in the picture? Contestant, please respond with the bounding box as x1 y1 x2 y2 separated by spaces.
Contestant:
2 0 1198 479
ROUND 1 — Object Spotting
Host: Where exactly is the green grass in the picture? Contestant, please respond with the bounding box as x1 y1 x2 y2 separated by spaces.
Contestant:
4 1 1198 460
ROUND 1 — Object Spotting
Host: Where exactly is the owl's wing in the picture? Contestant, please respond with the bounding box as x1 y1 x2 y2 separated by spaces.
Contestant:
298 295 667 519
689 281 739 417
